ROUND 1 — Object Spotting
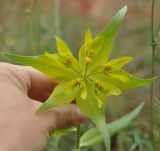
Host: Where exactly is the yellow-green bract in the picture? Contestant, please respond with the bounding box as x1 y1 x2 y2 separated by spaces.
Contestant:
5 6 154 151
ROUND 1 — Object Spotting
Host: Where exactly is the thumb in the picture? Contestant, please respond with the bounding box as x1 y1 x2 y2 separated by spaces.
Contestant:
49 104 88 129
35 103 87 132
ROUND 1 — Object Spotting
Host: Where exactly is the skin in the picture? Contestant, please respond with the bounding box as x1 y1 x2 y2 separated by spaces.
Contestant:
0 63 87 151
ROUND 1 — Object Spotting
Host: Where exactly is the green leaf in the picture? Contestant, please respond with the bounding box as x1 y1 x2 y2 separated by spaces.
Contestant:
37 80 80 112
80 103 144 147
77 81 110 151
91 6 127 66
85 29 92 42
52 127 76 137
90 70 154 92
55 36 82 72
107 72 129 83
111 70 155 90
55 36 74 57
106 56 133 70
93 79 121 96
91 79 121 108
79 81 87 100
79 29 93 68
5 53 79 82
79 6 128 74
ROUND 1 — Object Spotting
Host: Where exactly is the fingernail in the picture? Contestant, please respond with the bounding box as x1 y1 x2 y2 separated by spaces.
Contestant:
76 108 88 122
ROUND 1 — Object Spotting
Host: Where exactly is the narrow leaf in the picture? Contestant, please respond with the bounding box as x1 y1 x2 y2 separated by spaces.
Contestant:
77 81 110 151
93 79 122 96
55 36 82 72
84 29 92 42
106 56 133 70
79 29 93 68
80 81 87 100
5 53 79 82
91 70 154 92
107 72 129 83
110 70 155 90
37 80 80 112
91 6 128 66
80 103 144 147
55 36 73 57
52 127 76 137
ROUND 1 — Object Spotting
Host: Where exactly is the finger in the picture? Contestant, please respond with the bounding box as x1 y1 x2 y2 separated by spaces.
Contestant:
28 92 51 102
17 66 56 101
26 67 56 93
52 104 88 129
33 102 88 132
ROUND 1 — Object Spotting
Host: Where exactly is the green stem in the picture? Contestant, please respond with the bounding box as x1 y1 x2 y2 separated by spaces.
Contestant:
76 124 81 151
36 0 41 53
54 0 61 36
150 0 156 149
156 24 160 41
70 66 82 75
29 0 35 54
29 0 41 54
83 65 88 77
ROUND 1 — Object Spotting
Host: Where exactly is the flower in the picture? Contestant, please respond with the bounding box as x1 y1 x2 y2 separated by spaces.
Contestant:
5 6 153 151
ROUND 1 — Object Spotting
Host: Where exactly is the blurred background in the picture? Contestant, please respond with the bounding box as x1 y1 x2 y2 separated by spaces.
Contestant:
0 0 160 151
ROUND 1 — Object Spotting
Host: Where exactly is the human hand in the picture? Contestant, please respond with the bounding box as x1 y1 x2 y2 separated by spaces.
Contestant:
0 63 87 151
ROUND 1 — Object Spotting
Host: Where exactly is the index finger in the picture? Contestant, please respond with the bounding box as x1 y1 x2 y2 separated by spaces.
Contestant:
20 66 56 101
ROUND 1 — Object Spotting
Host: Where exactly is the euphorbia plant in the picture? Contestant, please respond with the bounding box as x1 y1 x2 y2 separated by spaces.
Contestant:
5 6 154 151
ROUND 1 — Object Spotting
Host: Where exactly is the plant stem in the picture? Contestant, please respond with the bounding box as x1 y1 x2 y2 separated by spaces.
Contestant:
29 0 41 54
36 0 41 53
28 0 35 54
84 65 88 77
76 124 81 151
54 0 61 36
150 0 156 149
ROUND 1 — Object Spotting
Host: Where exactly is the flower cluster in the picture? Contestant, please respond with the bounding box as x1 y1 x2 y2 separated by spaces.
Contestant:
6 6 153 151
